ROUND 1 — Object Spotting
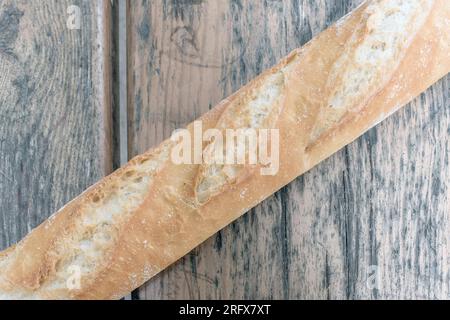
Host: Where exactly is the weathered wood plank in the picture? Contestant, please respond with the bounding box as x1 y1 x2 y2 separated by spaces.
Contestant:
285 74 449 300
0 0 113 250
129 0 449 299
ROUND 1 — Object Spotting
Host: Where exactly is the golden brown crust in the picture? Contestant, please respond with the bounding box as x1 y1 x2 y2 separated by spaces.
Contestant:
0 0 448 299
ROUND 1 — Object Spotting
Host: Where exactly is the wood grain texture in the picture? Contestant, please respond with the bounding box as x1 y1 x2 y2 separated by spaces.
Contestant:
128 0 450 300
0 0 113 250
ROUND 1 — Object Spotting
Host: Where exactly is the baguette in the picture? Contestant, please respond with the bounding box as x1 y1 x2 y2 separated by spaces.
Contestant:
0 0 449 300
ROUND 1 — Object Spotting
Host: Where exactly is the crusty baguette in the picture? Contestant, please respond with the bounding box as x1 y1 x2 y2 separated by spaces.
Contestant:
0 0 449 300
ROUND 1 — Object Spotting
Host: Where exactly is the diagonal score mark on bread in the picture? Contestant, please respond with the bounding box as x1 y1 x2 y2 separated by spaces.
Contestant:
0 142 173 299
194 55 299 205
309 0 434 144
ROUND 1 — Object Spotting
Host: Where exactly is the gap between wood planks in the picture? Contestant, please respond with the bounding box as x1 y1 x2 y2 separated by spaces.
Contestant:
111 0 134 300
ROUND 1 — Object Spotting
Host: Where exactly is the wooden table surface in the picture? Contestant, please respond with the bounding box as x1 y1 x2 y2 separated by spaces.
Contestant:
0 0 449 299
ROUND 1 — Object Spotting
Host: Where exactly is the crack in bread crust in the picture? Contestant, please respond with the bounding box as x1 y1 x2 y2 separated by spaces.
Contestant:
194 57 299 204
0 143 172 299
310 0 434 143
